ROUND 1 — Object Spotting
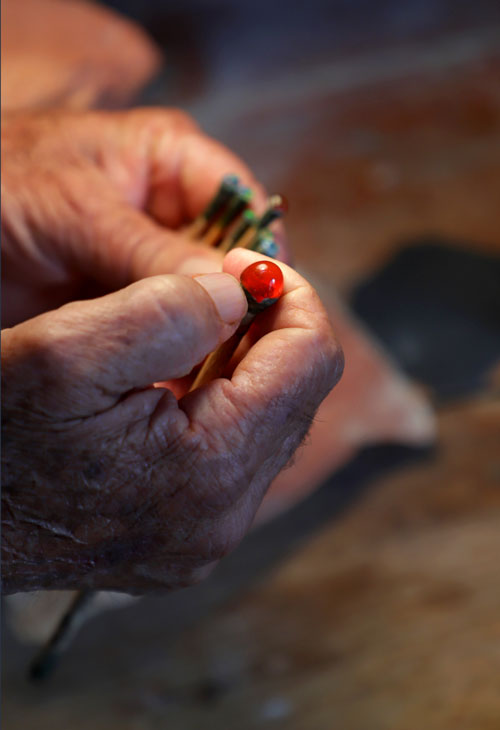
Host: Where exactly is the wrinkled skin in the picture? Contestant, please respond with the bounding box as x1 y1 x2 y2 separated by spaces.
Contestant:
2 107 287 327
1 110 343 594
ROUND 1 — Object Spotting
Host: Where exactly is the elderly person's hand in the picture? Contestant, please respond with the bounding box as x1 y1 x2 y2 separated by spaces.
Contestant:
2 108 287 327
2 247 342 594
1 108 341 595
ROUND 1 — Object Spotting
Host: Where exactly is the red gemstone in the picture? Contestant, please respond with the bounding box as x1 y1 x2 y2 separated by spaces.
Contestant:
240 261 284 303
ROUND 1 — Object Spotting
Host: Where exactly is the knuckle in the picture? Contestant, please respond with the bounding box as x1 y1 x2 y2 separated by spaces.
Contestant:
130 274 174 304
139 275 220 346
329 339 345 388
297 291 344 392
124 276 179 330
17 315 72 383
313 322 344 393
128 275 199 321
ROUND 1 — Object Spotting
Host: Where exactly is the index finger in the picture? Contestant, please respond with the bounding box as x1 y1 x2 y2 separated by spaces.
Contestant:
146 122 289 263
148 125 267 225
181 248 343 499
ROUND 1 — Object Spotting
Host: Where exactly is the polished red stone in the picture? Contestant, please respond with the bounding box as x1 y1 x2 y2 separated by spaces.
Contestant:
240 261 284 303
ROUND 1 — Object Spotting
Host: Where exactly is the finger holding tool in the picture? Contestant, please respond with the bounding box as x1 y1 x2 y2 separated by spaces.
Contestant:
190 260 284 389
28 177 287 681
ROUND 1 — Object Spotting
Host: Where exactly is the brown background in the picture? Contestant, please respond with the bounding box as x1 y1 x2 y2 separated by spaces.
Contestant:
3 1 500 728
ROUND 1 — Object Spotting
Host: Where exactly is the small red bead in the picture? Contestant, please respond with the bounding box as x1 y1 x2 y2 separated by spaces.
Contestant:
240 261 284 303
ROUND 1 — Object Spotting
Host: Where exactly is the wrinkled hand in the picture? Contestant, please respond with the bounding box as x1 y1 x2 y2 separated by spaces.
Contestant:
2 249 343 594
1 108 286 327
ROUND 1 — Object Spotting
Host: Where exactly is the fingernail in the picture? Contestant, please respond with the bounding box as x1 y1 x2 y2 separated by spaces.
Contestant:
177 255 222 275
194 273 247 324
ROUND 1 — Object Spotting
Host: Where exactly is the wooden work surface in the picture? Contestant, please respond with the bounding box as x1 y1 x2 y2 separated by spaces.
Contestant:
3 3 500 728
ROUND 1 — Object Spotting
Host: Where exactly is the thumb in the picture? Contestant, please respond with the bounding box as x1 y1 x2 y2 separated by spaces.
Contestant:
14 272 247 416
